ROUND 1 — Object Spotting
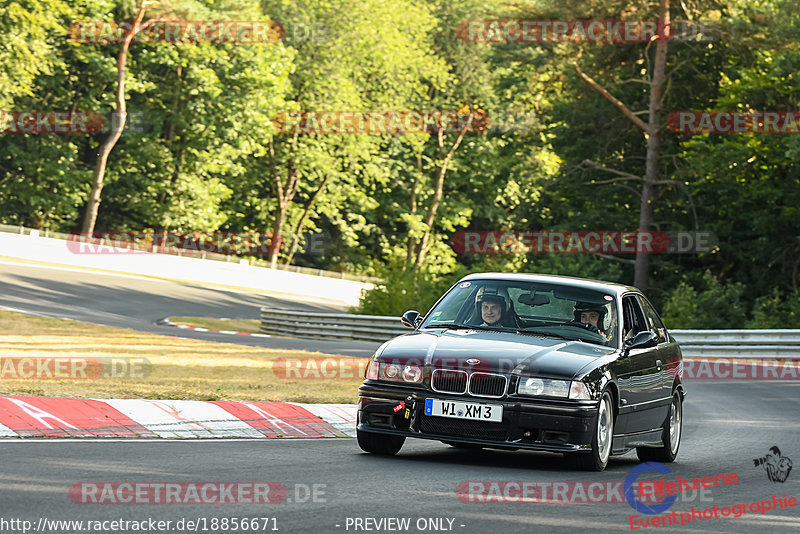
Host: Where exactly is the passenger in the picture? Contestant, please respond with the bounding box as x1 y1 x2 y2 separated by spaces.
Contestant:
573 302 608 337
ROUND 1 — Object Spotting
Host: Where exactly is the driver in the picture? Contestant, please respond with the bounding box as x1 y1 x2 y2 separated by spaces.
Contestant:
475 286 513 327
574 302 607 337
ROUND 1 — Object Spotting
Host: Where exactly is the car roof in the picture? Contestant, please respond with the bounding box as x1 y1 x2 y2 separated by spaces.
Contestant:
459 272 640 297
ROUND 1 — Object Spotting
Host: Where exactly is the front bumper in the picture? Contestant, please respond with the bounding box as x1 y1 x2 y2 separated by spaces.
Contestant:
358 382 598 452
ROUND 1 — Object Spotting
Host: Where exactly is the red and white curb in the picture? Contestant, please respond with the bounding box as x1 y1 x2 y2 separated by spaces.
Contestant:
0 396 356 439
155 317 271 338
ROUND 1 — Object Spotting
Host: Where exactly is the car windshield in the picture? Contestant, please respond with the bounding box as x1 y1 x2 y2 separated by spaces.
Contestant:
420 279 619 347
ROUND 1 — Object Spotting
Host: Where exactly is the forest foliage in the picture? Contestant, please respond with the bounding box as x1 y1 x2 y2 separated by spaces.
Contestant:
1 0 799 327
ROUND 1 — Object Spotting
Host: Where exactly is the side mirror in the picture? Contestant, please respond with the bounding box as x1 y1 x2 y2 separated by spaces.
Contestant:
401 310 422 329
625 330 658 353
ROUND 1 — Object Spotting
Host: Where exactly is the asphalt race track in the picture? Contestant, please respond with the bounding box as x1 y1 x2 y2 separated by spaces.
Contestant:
0 260 382 357
0 381 798 533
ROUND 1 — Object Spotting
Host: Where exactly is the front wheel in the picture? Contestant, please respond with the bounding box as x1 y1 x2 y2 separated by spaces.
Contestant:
575 390 615 471
357 429 405 456
637 390 682 462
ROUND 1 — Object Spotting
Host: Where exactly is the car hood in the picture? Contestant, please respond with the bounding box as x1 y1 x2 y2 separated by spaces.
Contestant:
378 328 616 380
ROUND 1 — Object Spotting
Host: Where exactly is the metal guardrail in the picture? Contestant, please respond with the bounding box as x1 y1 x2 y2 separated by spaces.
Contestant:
259 310 800 358
670 330 800 359
0 224 379 283
260 309 408 342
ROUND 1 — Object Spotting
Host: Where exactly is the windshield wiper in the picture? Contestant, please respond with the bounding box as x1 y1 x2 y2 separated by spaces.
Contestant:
516 328 574 342
424 323 516 333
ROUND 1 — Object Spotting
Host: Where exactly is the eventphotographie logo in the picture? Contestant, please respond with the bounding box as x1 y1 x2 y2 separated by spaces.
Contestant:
753 446 793 483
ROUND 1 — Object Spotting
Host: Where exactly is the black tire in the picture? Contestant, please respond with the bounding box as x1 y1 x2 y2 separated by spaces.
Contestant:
575 390 615 471
357 429 405 456
637 390 682 463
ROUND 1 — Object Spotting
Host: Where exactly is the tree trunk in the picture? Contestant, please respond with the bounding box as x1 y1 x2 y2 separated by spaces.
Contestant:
81 1 149 234
267 201 286 268
574 0 671 292
405 153 422 269
285 174 329 265
635 0 670 292
267 134 301 268
413 119 470 268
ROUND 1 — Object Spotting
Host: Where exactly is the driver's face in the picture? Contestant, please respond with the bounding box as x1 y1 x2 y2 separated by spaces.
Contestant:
481 301 502 324
580 311 600 327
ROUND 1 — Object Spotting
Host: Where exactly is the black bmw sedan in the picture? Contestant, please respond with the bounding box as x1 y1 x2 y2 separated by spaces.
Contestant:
356 273 685 471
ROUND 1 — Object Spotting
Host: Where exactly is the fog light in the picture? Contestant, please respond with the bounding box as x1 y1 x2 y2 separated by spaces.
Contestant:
365 356 379 380
568 381 591 400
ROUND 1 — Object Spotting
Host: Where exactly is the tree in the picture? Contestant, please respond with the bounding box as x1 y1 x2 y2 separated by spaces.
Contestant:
0 0 70 109
572 0 671 292
81 0 149 234
260 0 450 268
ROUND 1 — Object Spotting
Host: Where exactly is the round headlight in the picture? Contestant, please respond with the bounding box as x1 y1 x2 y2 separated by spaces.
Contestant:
402 365 422 383
384 364 401 379
523 378 544 395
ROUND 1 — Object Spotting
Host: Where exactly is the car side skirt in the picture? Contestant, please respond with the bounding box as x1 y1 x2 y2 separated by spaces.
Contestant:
611 428 664 455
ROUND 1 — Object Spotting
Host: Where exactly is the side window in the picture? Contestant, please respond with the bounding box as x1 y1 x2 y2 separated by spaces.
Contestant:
638 296 668 344
622 296 647 341
425 285 475 325
450 286 478 324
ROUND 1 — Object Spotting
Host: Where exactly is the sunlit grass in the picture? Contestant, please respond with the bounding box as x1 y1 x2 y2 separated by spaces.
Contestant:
0 310 364 403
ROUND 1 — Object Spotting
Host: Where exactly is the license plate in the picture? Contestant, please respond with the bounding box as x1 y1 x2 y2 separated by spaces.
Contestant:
424 398 503 422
